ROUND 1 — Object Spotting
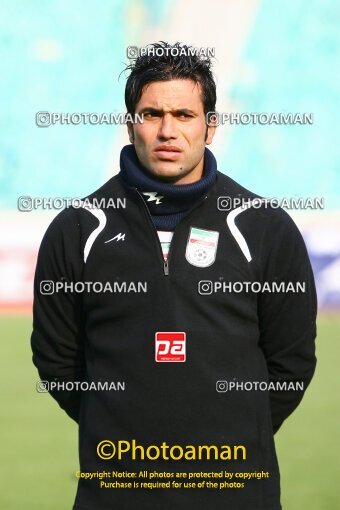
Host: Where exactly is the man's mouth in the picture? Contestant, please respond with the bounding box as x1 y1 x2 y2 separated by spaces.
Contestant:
154 145 182 160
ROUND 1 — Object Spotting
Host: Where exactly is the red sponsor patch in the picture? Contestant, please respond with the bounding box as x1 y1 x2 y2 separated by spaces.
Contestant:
155 332 186 362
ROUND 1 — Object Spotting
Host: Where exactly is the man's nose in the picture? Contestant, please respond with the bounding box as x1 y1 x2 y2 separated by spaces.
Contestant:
157 113 177 139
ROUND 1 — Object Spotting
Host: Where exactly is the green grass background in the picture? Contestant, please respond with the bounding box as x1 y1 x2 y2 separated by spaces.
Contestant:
0 315 339 509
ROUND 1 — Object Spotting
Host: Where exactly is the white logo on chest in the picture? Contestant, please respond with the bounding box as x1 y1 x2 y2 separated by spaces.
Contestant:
142 191 164 204
185 227 219 267
105 233 126 243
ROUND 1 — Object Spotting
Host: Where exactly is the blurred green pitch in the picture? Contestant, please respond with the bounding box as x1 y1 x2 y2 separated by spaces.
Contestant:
0 316 339 509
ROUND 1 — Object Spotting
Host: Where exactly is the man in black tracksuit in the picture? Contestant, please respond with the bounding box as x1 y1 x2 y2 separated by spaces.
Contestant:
31 42 317 510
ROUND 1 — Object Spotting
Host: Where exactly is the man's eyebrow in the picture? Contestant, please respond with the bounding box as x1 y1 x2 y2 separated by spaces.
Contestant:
138 107 197 115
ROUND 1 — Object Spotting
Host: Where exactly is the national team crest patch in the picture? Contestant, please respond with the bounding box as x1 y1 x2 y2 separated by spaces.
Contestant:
155 332 186 362
185 227 219 268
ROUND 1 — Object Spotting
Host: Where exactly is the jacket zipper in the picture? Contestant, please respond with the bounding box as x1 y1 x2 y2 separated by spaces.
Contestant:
134 189 170 276
134 188 210 277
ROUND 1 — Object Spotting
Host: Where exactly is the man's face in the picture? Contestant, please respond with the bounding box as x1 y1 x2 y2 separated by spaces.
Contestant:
127 79 216 184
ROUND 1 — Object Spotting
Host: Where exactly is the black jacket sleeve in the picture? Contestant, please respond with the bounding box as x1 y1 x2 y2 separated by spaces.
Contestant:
30 208 85 423
258 209 317 434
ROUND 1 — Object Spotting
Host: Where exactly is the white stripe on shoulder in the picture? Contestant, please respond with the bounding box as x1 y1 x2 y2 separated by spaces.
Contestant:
226 198 265 262
81 204 107 263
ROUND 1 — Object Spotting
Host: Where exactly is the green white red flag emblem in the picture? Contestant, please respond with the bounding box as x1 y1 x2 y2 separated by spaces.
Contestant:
185 227 219 268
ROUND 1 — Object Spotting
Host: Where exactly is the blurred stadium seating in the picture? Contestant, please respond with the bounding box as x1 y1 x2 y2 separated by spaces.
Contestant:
0 0 339 312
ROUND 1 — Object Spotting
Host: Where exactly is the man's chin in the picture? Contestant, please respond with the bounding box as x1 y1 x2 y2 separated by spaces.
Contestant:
147 163 187 182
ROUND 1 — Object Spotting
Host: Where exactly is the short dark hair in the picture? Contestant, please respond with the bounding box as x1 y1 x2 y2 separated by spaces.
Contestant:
123 41 216 116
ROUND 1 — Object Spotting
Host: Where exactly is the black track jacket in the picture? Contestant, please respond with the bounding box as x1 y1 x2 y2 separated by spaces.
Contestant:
31 170 317 510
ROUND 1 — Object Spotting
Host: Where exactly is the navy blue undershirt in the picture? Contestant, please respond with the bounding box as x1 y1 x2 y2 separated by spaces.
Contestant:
119 144 217 231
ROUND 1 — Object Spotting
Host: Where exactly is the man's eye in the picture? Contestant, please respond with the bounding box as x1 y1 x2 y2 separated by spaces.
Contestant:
178 113 193 119
143 112 159 118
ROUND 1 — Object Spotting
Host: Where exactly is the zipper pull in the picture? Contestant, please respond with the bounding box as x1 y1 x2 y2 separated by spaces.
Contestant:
163 258 169 276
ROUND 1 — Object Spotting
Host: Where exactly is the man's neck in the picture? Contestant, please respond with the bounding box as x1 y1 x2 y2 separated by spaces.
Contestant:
119 144 217 231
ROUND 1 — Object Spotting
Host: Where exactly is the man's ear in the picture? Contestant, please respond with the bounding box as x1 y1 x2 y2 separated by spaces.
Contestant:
127 121 134 143
205 124 216 145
